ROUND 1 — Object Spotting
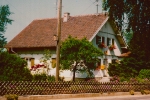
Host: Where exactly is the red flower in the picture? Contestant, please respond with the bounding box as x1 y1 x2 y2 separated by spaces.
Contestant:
109 45 116 50
99 42 106 48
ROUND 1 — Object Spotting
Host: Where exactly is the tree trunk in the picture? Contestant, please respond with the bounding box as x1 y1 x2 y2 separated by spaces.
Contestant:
72 65 77 82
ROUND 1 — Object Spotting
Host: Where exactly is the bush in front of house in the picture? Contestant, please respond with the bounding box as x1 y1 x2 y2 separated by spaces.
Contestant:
110 75 120 82
33 73 47 81
138 69 150 79
0 52 33 81
32 73 55 82
108 57 147 80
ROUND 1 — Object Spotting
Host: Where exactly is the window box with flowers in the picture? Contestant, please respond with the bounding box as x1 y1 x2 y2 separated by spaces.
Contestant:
109 45 116 50
98 42 106 48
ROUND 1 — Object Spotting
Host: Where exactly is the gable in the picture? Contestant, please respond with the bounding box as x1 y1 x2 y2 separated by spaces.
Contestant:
91 21 127 56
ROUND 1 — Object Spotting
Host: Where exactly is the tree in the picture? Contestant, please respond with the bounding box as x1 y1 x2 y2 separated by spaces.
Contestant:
40 49 52 74
103 0 150 77
0 5 13 51
108 57 143 80
60 36 103 81
123 30 133 45
0 52 32 81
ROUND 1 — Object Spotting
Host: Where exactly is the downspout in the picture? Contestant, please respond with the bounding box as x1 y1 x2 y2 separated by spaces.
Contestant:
11 47 18 55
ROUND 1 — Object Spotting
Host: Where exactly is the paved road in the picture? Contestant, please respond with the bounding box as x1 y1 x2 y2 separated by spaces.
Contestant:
51 95 150 100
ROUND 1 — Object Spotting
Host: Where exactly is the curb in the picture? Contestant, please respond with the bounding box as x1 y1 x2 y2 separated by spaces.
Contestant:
0 92 145 100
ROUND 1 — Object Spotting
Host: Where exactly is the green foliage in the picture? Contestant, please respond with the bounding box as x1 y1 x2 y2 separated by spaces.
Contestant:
103 0 150 71
5 94 18 100
108 57 144 79
0 5 13 50
33 73 47 81
40 49 51 64
138 69 150 79
123 30 133 44
40 49 51 74
60 36 103 81
0 52 32 81
32 73 55 82
60 36 103 69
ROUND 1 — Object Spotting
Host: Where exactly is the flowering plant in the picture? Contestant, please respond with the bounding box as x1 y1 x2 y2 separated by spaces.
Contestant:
109 45 116 50
99 42 106 48
30 64 46 71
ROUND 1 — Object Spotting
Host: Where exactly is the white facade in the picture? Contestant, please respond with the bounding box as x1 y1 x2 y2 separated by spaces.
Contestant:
18 21 122 82
91 21 122 64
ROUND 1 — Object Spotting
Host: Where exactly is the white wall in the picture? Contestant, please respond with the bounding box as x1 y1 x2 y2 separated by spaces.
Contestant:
48 68 108 81
18 21 122 80
91 21 122 64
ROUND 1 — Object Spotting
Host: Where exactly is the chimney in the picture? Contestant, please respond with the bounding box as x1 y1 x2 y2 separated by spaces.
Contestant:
63 12 70 22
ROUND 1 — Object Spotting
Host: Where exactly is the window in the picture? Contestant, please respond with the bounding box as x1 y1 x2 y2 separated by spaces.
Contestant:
107 38 111 46
112 39 114 45
103 59 108 65
112 59 117 64
102 37 105 43
96 35 101 44
52 58 56 68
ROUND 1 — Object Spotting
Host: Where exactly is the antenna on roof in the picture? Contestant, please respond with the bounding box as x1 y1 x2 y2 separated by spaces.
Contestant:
56 0 58 15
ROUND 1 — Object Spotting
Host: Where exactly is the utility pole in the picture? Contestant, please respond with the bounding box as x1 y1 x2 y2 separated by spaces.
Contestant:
96 0 99 14
56 0 62 82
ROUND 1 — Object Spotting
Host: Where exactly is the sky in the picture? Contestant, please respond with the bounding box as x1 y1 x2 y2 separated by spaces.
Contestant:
1 0 103 42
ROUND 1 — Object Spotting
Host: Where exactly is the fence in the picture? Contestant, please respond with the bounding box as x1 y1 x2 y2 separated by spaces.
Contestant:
0 81 150 96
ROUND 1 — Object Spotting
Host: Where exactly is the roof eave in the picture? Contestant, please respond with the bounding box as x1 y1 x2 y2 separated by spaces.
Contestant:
89 17 109 42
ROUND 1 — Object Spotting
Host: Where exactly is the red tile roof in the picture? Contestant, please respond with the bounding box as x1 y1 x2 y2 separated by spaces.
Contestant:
6 14 108 48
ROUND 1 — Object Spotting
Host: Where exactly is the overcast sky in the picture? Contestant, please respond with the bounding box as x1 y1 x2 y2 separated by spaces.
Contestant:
1 0 103 42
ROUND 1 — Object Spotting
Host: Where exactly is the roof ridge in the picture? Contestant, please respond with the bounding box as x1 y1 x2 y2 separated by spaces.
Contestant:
32 13 106 21
33 17 57 21
71 13 105 18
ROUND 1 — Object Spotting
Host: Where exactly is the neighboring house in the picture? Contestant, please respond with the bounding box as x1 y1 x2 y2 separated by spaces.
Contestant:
5 12 127 82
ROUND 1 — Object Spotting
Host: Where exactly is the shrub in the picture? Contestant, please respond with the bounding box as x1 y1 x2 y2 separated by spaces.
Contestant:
138 69 150 79
110 76 120 82
47 75 55 82
0 52 32 81
108 57 144 79
5 94 18 100
33 73 47 81
141 90 150 95
33 73 55 82
129 90 134 95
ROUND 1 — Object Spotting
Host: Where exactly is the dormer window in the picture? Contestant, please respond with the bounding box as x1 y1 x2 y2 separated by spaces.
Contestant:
96 35 101 44
109 39 116 50
107 38 111 46
112 39 114 45
96 35 106 48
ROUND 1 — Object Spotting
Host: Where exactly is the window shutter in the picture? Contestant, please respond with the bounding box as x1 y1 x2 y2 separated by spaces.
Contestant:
96 35 101 44
52 58 56 68
30 58 35 67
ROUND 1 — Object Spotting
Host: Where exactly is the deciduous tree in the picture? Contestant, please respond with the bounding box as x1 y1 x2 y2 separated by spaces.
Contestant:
60 36 103 81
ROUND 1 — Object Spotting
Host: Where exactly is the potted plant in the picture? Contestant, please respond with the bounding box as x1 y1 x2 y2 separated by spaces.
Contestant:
99 42 106 48
109 45 116 50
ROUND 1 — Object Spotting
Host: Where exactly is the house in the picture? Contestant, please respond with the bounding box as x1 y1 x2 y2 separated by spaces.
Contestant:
5 12 127 82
